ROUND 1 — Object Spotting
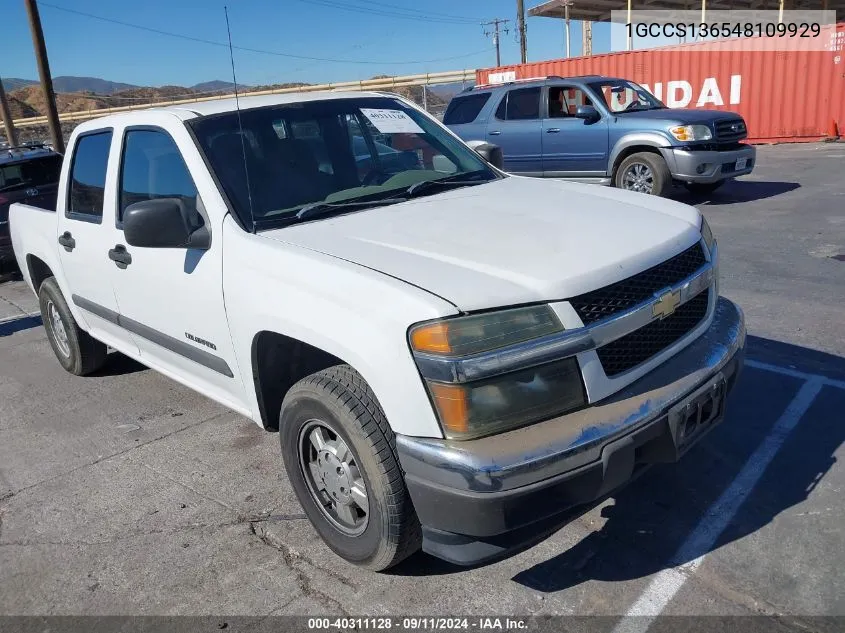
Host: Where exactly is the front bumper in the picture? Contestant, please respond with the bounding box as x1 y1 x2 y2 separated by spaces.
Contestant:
661 144 756 183
396 297 745 566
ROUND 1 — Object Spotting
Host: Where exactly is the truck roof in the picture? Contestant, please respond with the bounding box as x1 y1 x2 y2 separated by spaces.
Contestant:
72 90 391 133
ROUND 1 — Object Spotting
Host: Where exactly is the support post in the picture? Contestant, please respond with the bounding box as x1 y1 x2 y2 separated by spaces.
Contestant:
24 0 64 153
0 77 19 147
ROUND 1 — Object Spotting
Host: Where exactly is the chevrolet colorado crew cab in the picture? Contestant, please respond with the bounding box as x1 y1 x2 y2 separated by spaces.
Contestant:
444 76 755 197
10 91 745 570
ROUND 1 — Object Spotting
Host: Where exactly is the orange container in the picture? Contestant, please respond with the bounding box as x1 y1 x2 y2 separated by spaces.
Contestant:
476 23 845 143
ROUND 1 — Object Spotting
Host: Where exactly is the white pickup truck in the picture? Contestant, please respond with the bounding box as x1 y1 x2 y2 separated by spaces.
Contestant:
10 91 745 570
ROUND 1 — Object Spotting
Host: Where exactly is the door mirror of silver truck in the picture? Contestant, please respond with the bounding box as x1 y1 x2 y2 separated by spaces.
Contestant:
123 199 210 250
575 105 600 122
471 142 504 170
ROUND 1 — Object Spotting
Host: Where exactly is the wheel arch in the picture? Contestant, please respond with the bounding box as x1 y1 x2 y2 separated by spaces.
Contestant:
25 254 55 292
609 133 673 180
250 330 348 432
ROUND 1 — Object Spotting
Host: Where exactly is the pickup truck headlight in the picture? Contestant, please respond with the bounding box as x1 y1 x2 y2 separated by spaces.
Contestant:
669 124 713 142
409 306 587 439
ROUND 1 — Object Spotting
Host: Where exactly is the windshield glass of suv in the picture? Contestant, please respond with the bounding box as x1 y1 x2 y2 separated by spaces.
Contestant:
0 154 62 192
588 80 664 113
189 96 498 230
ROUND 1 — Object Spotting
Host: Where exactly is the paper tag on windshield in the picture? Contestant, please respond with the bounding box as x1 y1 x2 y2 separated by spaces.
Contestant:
360 108 424 134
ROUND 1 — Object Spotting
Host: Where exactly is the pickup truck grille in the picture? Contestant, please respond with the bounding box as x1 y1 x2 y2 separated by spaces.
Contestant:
715 118 747 142
569 242 707 325
597 290 710 377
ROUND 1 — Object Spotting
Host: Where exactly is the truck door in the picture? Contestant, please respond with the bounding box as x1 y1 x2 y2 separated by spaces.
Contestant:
56 129 135 352
542 84 609 176
107 124 248 411
486 87 543 175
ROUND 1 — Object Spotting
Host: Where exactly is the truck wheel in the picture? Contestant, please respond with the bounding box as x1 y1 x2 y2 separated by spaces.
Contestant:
615 152 671 197
280 364 421 571
684 180 725 195
38 277 107 376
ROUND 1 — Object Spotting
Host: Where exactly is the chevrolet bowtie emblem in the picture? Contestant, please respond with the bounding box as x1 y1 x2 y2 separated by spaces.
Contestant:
652 290 681 319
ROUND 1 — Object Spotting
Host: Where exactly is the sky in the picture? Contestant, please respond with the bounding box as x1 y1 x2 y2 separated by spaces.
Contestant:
3 0 614 88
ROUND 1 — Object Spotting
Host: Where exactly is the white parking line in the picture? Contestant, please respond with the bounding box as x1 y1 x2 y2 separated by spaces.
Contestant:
612 375 825 633
746 359 845 390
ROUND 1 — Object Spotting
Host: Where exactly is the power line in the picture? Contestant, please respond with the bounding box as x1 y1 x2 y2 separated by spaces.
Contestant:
37 2 491 65
329 0 480 22
292 0 481 24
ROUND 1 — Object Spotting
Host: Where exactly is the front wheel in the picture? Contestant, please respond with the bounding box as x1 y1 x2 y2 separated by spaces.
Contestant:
279 365 421 571
614 152 671 197
684 180 725 195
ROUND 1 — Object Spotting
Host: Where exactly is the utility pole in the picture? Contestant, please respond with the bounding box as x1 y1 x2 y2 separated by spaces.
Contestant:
516 0 527 64
562 0 572 58
482 18 511 67
0 77 18 147
24 0 64 153
582 20 593 56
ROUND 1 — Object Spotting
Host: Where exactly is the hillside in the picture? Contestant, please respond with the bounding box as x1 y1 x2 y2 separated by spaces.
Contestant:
1 78 38 92
3 75 451 125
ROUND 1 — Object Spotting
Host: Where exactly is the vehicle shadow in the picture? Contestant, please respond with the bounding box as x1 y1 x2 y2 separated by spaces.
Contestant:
391 337 844 585
90 351 148 377
674 180 800 205
511 336 844 592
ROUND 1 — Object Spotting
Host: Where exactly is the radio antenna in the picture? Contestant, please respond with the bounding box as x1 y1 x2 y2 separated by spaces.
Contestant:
224 6 256 231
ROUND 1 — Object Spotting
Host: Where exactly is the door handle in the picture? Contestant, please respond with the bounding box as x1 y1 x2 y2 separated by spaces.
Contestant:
488 130 501 136
108 244 132 269
58 231 76 252
546 128 561 133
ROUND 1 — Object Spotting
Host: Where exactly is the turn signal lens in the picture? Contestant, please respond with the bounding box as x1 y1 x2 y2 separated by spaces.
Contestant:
427 382 470 435
669 124 713 142
409 305 563 357
410 322 452 354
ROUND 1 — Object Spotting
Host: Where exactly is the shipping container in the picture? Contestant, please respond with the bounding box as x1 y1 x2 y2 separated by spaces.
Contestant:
476 23 845 143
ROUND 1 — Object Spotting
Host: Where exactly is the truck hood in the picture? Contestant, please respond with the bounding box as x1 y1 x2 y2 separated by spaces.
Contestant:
621 108 743 125
260 177 703 312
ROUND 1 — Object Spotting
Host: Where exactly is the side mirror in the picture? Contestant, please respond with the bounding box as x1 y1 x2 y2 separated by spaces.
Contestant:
471 142 504 170
123 198 210 250
575 105 600 122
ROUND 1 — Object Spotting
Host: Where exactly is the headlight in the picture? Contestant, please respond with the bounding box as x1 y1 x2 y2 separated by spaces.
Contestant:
700 215 715 253
409 306 587 439
669 124 713 142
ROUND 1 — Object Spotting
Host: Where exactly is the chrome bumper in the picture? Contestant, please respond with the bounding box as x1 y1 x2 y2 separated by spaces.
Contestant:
397 297 744 495
661 144 756 183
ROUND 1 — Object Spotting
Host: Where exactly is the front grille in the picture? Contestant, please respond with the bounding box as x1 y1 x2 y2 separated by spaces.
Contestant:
570 242 707 325
715 118 747 142
597 290 710 377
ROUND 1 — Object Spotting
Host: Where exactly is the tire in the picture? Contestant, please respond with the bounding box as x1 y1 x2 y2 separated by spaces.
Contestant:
280 364 421 571
684 180 725 195
614 152 671 197
38 277 107 376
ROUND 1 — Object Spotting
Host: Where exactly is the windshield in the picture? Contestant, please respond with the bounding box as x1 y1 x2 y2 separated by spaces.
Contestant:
188 96 499 230
0 155 62 192
588 80 665 113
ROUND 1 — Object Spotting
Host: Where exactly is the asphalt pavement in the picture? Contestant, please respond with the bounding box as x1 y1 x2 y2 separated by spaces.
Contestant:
1 143 843 626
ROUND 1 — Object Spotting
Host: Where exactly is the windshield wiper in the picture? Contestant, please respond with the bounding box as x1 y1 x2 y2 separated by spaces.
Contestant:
295 197 408 221
406 172 492 198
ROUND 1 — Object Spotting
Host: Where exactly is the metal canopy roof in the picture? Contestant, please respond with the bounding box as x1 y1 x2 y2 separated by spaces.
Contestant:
528 0 844 22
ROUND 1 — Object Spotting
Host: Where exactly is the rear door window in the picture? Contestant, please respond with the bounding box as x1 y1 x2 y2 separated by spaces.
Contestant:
494 87 541 121
443 93 491 125
68 131 113 220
